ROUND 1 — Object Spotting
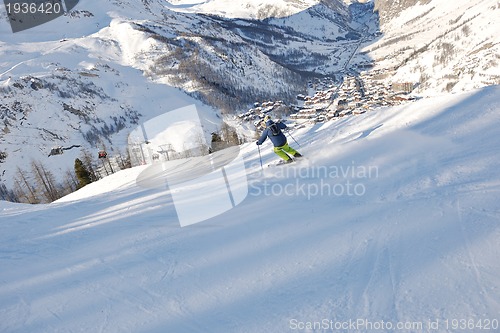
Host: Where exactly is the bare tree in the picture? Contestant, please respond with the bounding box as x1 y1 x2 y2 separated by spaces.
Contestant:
115 147 132 169
14 166 39 204
31 160 60 202
193 133 210 156
221 122 240 146
62 168 79 194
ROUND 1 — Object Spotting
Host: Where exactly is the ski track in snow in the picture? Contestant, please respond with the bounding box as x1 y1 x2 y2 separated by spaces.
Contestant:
1 86 500 332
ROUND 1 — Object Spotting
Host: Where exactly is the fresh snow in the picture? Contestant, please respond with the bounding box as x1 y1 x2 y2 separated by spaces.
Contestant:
1 85 500 332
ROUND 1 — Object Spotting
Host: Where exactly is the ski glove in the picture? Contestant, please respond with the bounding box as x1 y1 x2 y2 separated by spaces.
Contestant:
256 141 262 145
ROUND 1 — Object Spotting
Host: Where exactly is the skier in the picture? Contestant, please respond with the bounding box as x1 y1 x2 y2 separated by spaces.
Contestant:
256 116 302 164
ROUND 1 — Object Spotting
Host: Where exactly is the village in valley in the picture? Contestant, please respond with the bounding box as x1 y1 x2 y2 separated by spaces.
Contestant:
71 70 421 171
237 69 418 129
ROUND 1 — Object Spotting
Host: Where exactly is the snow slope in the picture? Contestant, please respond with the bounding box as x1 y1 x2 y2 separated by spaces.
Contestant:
1 86 500 332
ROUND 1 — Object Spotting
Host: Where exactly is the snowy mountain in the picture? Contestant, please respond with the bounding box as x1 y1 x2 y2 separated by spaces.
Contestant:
1 85 499 332
364 0 500 93
0 0 358 199
0 0 499 203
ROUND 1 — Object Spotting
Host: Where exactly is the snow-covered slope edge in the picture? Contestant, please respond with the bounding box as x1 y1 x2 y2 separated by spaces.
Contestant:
1 86 499 332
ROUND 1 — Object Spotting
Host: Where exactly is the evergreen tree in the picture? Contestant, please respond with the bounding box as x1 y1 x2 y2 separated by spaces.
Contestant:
74 158 92 189
80 149 99 181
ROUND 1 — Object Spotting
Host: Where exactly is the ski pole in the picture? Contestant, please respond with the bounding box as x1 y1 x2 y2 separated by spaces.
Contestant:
287 130 301 147
257 144 263 170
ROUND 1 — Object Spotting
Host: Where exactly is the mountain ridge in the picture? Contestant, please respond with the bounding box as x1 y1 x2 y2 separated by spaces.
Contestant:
0 0 499 202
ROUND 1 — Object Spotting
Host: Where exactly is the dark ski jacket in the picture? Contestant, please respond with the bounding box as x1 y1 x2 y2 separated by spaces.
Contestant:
257 120 287 147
